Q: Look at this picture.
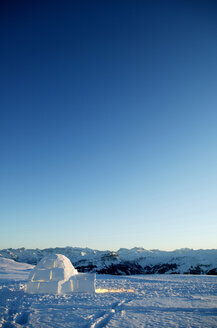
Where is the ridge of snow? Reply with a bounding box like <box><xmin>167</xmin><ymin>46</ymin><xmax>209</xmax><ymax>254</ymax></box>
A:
<box><xmin>0</xmin><ymin>257</ymin><xmax>34</xmax><ymax>280</ymax></box>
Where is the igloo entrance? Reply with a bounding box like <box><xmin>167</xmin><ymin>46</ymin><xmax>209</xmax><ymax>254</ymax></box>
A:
<box><xmin>25</xmin><ymin>254</ymin><xmax>95</xmax><ymax>294</ymax></box>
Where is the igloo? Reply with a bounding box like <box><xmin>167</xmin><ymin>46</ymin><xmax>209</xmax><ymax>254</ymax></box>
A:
<box><xmin>25</xmin><ymin>254</ymin><xmax>95</xmax><ymax>294</ymax></box>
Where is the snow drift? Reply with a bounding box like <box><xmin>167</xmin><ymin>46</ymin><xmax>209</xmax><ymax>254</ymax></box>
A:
<box><xmin>0</xmin><ymin>257</ymin><xmax>33</xmax><ymax>280</ymax></box>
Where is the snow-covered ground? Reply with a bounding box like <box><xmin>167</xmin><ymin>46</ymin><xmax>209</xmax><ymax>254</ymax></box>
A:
<box><xmin>0</xmin><ymin>258</ymin><xmax>217</xmax><ymax>327</ymax></box>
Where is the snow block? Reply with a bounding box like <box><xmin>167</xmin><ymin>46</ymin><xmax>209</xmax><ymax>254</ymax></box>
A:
<box><xmin>50</xmin><ymin>268</ymin><xmax>66</xmax><ymax>281</ymax></box>
<box><xmin>74</xmin><ymin>273</ymin><xmax>96</xmax><ymax>293</ymax></box>
<box><xmin>26</xmin><ymin>281</ymin><xmax>61</xmax><ymax>294</ymax></box>
<box><xmin>36</xmin><ymin>281</ymin><xmax>61</xmax><ymax>294</ymax></box>
<box><xmin>25</xmin><ymin>281</ymin><xmax>39</xmax><ymax>294</ymax></box>
<box><xmin>61</xmin><ymin>273</ymin><xmax>95</xmax><ymax>293</ymax></box>
<box><xmin>32</xmin><ymin>269</ymin><xmax>51</xmax><ymax>282</ymax></box>
<box><xmin>61</xmin><ymin>279</ymin><xmax>75</xmax><ymax>293</ymax></box>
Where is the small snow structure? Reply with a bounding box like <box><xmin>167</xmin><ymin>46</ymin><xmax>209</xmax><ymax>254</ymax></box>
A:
<box><xmin>26</xmin><ymin>254</ymin><xmax>95</xmax><ymax>294</ymax></box>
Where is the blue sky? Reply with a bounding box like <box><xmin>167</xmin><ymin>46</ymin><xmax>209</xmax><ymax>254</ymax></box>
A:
<box><xmin>0</xmin><ymin>0</ymin><xmax>217</xmax><ymax>250</ymax></box>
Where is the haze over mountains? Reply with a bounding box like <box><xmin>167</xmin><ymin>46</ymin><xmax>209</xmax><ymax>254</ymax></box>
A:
<box><xmin>0</xmin><ymin>247</ymin><xmax>216</xmax><ymax>275</ymax></box>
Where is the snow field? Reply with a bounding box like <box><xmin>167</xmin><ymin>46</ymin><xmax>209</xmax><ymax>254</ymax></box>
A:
<box><xmin>0</xmin><ymin>258</ymin><xmax>217</xmax><ymax>327</ymax></box>
<box><xmin>0</xmin><ymin>274</ymin><xmax>217</xmax><ymax>327</ymax></box>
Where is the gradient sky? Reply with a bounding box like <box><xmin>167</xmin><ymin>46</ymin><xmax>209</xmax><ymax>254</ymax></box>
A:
<box><xmin>1</xmin><ymin>0</ymin><xmax>217</xmax><ymax>250</ymax></box>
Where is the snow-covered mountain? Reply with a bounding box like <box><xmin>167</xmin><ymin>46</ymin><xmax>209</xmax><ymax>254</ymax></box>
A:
<box><xmin>0</xmin><ymin>247</ymin><xmax>216</xmax><ymax>275</ymax></box>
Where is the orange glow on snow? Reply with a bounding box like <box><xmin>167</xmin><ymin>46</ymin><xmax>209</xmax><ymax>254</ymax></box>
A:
<box><xmin>95</xmin><ymin>288</ymin><xmax>134</xmax><ymax>293</ymax></box>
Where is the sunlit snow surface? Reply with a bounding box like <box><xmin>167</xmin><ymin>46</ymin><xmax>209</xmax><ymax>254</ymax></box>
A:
<box><xmin>0</xmin><ymin>259</ymin><xmax>217</xmax><ymax>327</ymax></box>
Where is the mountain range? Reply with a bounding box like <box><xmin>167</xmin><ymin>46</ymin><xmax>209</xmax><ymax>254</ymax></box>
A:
<box><xmin>0</xmin><ymin>247</ymin><xmax>216</xmax><ymax>275</ymax></box>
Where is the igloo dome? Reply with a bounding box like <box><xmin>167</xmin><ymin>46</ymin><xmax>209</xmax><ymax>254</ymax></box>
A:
<box><xmin>26</xmin><ymin>254</ymin><xmax>95</xmax><ymax>294</ymax></box>
<box><xmin>34</xmin><ymin>253</ymin><xmax>77</xmax><ymax>278</ymax></box>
